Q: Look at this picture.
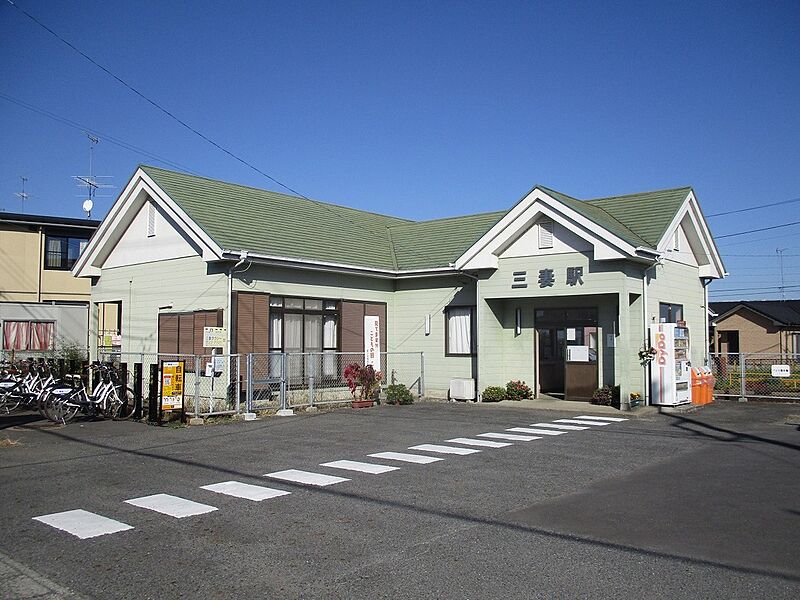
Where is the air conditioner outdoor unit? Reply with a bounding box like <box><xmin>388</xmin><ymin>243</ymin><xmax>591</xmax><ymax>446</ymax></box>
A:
<box><xmin>449</xmin><ymin>378</ymin><xmax>476</xmax><ymax>401</ymax></box>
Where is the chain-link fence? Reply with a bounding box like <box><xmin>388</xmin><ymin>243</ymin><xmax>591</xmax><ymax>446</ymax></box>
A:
<box><xmin>246</xmin><ymin>351</ymin><xmax>424</xmax><ymax>411</ymax></box>
<box><xmin>709</xmin><ymin>353</ymin><xmax>800</xmax><ymax>401</ymax></box>
<box><xmin>100</xmin><ymin>352</ymin><xmax>243</xmax><ymax>417</ymax></box>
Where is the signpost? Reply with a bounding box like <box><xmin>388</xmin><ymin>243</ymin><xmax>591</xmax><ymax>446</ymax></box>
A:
<box><xmin>159</xmin><ymin>360</ymin><xmax>185</xmax><ymax>424</ymax></box>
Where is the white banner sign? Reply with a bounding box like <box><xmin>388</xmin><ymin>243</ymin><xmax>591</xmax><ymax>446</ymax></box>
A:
<box><xmin>364</xmin><ymin>316</ymin><xmax>381</xmax><ymax>372</ymax></box>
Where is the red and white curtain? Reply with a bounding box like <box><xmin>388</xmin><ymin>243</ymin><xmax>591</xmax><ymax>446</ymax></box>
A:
<box><xmin>2</xmin><ymin>321</ymin><xmax>54</xmax><ymax>351</ymax></box>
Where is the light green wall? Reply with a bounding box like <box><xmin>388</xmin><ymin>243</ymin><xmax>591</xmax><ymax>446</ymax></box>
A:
<box><xmin>90</xmin><ymin>255</ymin><xmax>228</xmax><ymax>356</ymax></box>
<box><xmin>646</xmin><ymin>259</ymin><xmax>707</xmax><ymax>365</ymax></box>
<box><xmin>393</xmin><ymin>277</ymin><xmax>475</xmax><ymax>397</ymax></box>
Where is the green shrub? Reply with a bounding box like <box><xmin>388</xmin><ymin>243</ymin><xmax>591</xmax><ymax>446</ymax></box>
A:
<box><xmin>505</xmin><ymin>380</ymin><xmax>532</xmax><ymax>401</ymax></box>
<box><xmin>591</xmin><ymin>386</ymin><xmax>613</xmax><ymax>405</ymax></box>
<box><xmin>481</xmin><ymin>386</ymin><xmax>506</xmax><ymax>402</ymax></box>
<box><xmin>386</xmin><ymin>383</ymin><xmax>414</xmax><ymax>405</ymax></box>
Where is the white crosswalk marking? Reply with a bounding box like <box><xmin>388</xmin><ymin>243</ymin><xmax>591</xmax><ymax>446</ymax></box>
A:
<box><xmin>200</xmin><ymin>481</ymin><xmax>291</xmax><ymax>501</ymax></box>
<box><xmin>408</xmin><ymin>444</ymin><xmax>480</xmax><ymax>455</ymax></box>
<box><xmin>554</xmin><ymin>418</ymin><xmax>610</xmax><ymax>426</ymax></box>
<box><xmin>125</xmin><ymin>494</ymin><xmax>218</xmax><ymax>518</ymax></box>
<box><xmin>478</xmin><ymin>432</ymin><xmax>541</xmax><ymax>441</ymax></box>
<box><xmin>446</xmin><ymin>437</ymin><xmax>511</xmax><ymax>448</ymax></box>
<box><xmin>368</xmin><ymin>451</ymin><xmax>443</xmax><ymax>464</ymax></box>
<box><xmin>530</xmin><ymin>422</ymin><xmax>588</xmax><ymax>431</ymax></box>
<box><xmin>32</xmin><ymin>509</ymin><xmax>133</xmax><ymax>539</ymax></box>
<box><xmin>577</xmin><ymin>415</ymin><xmax>628</xmax><ymax>422</ymax></box>
<box><xmin>264</xmin><ymin>469</ymin><xmax>350</xmax><ymax>486</ymax></box>
<box><xmin>320</xmin><ymin>460</ymin><xmax>400</xmax><ymax>474</ymax></box>
<box><xmin>507</xmin><ymin>427</ymin><xmax>567</xmax><ymax>436</ymax></box>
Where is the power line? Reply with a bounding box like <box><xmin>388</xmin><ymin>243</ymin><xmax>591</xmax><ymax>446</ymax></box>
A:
<box><xmin>5</xmin><ymin>0</ymin><xmax>423</xmax><ymax>260</ymax></box>
<box><xmin>707</xmin><ymin>196</ymin><xmax>800</xmax><ymax>217</ymax></box>
<box><xmin>723</xmin><ymin>253</ymin><xmax>800</xmax><ymax>257</ymax></box>
<box><xmin>0</xmin><ymin>92</ymin><xmax>200</xmax><ymax>174</ymax></box>
<box><xmin>716</xmin><ymin>221</ymin><xmax>800</xmax><ymax>239</ymax></box>
<box><xmin>709</xmin><ymin>284</ymin><xmax>800</xmax><ymax>293</ymax></box>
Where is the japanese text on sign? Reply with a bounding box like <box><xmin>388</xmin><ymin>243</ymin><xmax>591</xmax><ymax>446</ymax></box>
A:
<box><xmin>161</xmin><ymin>361</ymin><xmax>184</xmax><ymax>410</ymax></box>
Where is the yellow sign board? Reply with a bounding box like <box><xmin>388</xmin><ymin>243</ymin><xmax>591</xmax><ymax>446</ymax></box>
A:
<box><xmin>161</xmin><ymin>361</ymin><xmax>184</xmax><ymax>410</ymax></box>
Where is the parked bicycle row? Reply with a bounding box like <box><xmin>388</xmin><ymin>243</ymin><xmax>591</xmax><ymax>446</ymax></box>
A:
<box><xmin>0</xmin><ymin>358</ymin><xmax>135</xmax><ymax>423</ymax></box>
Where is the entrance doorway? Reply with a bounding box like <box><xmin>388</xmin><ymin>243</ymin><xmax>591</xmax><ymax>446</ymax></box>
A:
<box><xmin>536</xmin><ymin>308</ymin><xmax>598</xmax><ymax>401</ymax></box>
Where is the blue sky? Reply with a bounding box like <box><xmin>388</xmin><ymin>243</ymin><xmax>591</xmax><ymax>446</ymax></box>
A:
<box><xmin>1</xmin><ymin>0</ymin><xmax>798</xmax><ymax>300</ymax></box>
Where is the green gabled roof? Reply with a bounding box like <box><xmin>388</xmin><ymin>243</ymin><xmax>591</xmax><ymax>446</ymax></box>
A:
<box><xmin>585</xmin><ymin>187</ymin><xmax>692</xmax><ymax>248</ymax></box>
<box><xmin>537</xmin><ymin>185</ymin><xmax>652</xmax><ymax>248</ymax></box>
<box><xmin>388</xmin><ymin>211</ymin><xmax>508</xmax><ymax>270</ymax></box>
<box><xmin>138</xmin><ymin>166</ymin><xmax>691</xmax><ymax>272</ymax></box>
<box><xmin>141</xmin><ymin>165</ymin><xmax>411</xmax><ymax>271</ymax></box>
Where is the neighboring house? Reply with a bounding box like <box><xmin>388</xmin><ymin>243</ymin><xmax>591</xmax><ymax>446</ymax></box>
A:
<box><xmin>74</xmin><ymin>166</ymin><xmax>725</xmax><ymax>407</ymax></box>
<box><xmin>0</xmin><ymin>212</ymin><xmax>99</xmax><ymax>355</ymax></box>
<box><xmin>709</xmin><ymin>300</ymin><xmax>800</xmax><ymax>355</ymax></box>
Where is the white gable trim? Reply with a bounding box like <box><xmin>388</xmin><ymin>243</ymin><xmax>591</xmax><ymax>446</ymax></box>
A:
<box><xmin>656</xmin><ymin>191</ymin><xmax>725</xmax><ymax>279</ymax></box>
<box><xmin>455</xmin><ymin>188</ymin><xmax>645</xmax><ymax>270</ymax></box>
<box><xmin>74</xmin><ymin>168</ymin><xmax>223</xmax><ymax>277</ymax></box>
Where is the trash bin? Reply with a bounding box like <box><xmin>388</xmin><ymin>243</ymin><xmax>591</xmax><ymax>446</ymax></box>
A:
<box><xmin>702</xmin><ymin>366</ymin><xmax>715</xmax><ymax>404</ymax></box>
<box><xmin>691</xmin><ymin>367</ymin><xmax>705</xmax><ymax>404</ymax></box>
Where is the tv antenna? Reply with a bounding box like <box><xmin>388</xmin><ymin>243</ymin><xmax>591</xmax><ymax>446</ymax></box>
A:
<box><xmin>73</xmin><ymin>133</ymin><xmax>113</xmax><ymax>218</ymax></box>
<box><xmin>14</xmin><ymin>176</ymin><xmax>33</xmax><ymax>213</ymax></box>
<box><xmin>777</xmin><ymin>248</ymin><xmax>787</xmax><ymax>301</ymax></box>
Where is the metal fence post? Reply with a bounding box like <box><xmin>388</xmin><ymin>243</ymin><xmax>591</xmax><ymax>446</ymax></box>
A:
<box><xmin>280</xmin><ymin>353</ymin><xmax>287</xmax><ymax>411</ymax></box>
<box><xmin>194</xmin><ymin>356</ymin><xmax>201</xmax><ymax>416</ymax></box>
<box><xmin>235</xmin><ymin>354</ymin><xmax>241</xmax><ymax>414</ymax></box>
<box><xmin>419</xmin><ymin>352</ymin><xmax>425</xmax><ymax>398</ymax></box>
<box><xmin>309</xmin><ymin>354</ymin><xmax>315</xmax><ymax>407</ymax></box>
<box><xmin>247</xmin><ymin>353</ymin><xmax>254</xmax><ymax>412</ymax></box>
<box><xmin>739</xmin><ymin>352</ymin><xmax>746</xmax><ymax>401</ymax></box>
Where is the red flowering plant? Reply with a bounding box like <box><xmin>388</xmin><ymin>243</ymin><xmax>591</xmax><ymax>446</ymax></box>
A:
<box><xmin>343</xmin><ymin>363</ymin><xmax>383</xmax><ymax>401</ymax></box>
<box><xmin>505</xmin><ymin>380</ymin><xmax>532</xmax><ymax>401</ymax></box>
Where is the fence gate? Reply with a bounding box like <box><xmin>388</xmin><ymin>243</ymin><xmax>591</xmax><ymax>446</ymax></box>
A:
<box><xmin>710</xmin><ymin>352</ymin><xmax>800</xmax><ymax>401</ymax></box>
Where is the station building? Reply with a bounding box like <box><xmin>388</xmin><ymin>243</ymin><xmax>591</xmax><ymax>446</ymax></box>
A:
<box><xmin>74</xmin><ymin>166</ymin><xmax>725</xmax><ymax>408</ymax></box>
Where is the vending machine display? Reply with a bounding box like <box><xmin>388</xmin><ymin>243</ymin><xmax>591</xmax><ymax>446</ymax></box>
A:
<box><xmin>649</xmin><ymin>323</ymin><xmax>692</xmax><ymax>406</ymax></box>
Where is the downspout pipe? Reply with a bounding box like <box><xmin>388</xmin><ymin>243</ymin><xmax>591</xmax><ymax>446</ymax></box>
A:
<box><xmin>642</xmin><ymin>256</ymin><xmax>663</xmax><ymax>407</ymax></box>
<box><xmin>227</xmin><ymin>251</ymin><xmax>249</xmax><ymax>355</ymax></box>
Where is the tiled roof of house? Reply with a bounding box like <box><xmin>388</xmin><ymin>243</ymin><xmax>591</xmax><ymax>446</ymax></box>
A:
<box><xmin>140</xmin><ymin>165</ymin><xmax>691</xmax><ymax>271</ymax></box>
<box><xmin>711</xmin><ymin>300</ymin><xmax>800</xmax><ymax>326</ymax></box>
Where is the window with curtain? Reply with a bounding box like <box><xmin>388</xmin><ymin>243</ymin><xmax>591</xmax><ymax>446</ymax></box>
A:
<box><xmin>267</xmin><ymin>297</ymin><xmax>340</xmax><ymax>381</ymax></box>
<box><xmin>446</xmin><ymin>307</ymin><xmax>476</xmax><ymax>356</ymax></box>
<box><xmin>2</xmin><ymin>321</ymin><xmax>54</xmax><ymax>350</ymax></box>
<box><xmin>44</xmin><ymin>235</ymin><xmax>89</xmax><ymax>270</ymax></box>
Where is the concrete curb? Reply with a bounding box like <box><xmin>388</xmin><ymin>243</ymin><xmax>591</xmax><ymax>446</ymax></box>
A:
<box><xmin>0</xmin><ymin>550</ymin><xmax>88</xmax><ymax>599</ymax></box>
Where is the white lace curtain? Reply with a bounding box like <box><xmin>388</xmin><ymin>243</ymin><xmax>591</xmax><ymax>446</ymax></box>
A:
<box><xmin>447</xmin><ymin>308</ymin><xmax>472</xmax><ymax>354</ymax></box>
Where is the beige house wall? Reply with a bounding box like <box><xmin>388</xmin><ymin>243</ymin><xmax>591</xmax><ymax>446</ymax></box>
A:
<box><xmin>713</xmin><ymin>309</ymin><xmax>783</xmax><ymax>354</ymax></box>
<box><xmin>0</xmin><ymin>223</ymin><xmax>92</xmax><ymax>303</ymax></box>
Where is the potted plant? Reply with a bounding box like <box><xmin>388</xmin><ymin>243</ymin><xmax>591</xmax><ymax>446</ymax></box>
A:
<box><xmin>505</xmin><ymin>380</ymin><xmax>532</xmax><ymax>401</ymax></box>
<box><xmin>344</xmin><ymin>363</ymin><xmax>382</xmax><ymax>408</ymax></box>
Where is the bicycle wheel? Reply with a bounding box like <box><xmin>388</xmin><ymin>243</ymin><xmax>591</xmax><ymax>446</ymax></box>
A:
<box><xmin>44</xmin><ymin>393</ymin><xmax>80</xmax><ymax>424</ymax></box>
<box><xmin>112</xmin><ymin>386</ymin><xmax>136</xmax><ymax>420</ymax></box>
<box><xmin>1</xmin><ymin>392</ymin><xmax>21</xmax><ymax>415</ymax></box>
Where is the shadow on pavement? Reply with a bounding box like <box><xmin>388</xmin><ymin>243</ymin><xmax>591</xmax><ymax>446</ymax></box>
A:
<box><xmin>11</xmin><ymin>421</ymin><xmax>800</xmax><ymax>585</ymax></box>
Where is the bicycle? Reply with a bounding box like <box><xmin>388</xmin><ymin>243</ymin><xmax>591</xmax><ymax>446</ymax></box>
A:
<box><xmin>43</xmin><ymin>362</ymin><xmax>135</xmax><ymax>424</ymax></box>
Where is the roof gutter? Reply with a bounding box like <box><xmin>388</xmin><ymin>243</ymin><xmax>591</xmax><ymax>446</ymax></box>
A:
<box><xmin>220</xmin><ymin>250</ymin><xmax>460</xmax><ymax>280</ymax></box>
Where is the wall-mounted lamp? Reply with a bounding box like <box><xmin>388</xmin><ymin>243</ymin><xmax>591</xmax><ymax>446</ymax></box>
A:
<box><xmin>424</xmin><ymin>314</ymin><xmax>431</xmax><ymax>336</ymax></box>
<box><xmin>515</xmin><ymin>308</ymin><xmax>522</xmax><ymax>336</ymax></box>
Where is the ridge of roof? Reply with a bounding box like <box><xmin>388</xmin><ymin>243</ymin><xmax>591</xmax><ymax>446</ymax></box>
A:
<box><xmin>710</xmin><ymin>299</ymin><xmax>800</xmax><ymax>325</ymax></box>
<box><xmin>587</xmin><ymin>185</ymin><xmax>692</xmax><ymax>202</ymax></box>
<box><xmin>139</xmin><ymin>165</ymin><xmax>415</xmax><ymax>225</ymax></box>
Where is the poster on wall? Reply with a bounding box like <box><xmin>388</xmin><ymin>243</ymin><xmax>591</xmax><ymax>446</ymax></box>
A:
<box><xmin>161</xmin><ymin>361</ymin><xmax>185</xmax><ymax>410</ymax></box>
<box><xmin>364</xmin><ymin>316</ymin><xmax>381</xmax><ymax>372</ymax></box>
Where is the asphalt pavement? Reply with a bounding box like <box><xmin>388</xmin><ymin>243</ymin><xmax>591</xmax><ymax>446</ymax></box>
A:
<box><xmin>1</xmin><ymin>401</ymin><xmax>798</xmax><ymax>599</ymax></box>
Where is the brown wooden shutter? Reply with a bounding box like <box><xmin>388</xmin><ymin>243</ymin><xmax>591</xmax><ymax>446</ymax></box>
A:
<box><xmin>178</xmin><ymin>313</ymin><xmax>194</xmax><ymax>355</ymax></box>
<box><xmin>253</xmin><ymin>294</ymin><xmax>269</xmax><ymax>353</ymax></box>
<box><xmin>233</xmin><ymin>292</ymin><xmax>269</xmax><ymax>354</ymax></box>
<box><xmin>365</xmin><ymin>303</ymin><xmax>387</xmax><ymax>352</ymax></box>
<box><xmin>158</xmin><ymin>314</ymin><xmax>179</xmax><ymax>354</ymax></box>
<box><xmin>341</xmin><ymin>301</ymin><xmax>365</xmax><ymax>354</ymax></box>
